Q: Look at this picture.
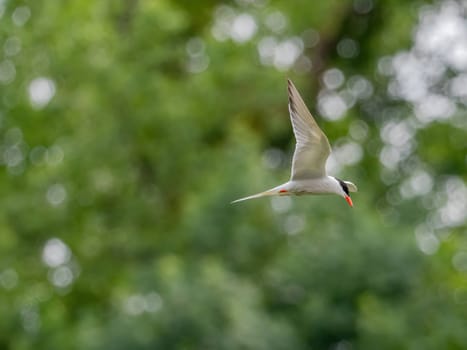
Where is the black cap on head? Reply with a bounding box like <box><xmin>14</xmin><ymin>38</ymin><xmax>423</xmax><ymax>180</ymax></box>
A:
<box><xmin>336</xmin><ymin>178</ymin><xmax>349</xmax><ymax>196</ymax></box>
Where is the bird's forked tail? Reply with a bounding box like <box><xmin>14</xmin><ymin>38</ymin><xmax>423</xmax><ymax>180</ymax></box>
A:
<box><xmin>231</xmin><ymin>186</ymin><xmax>286</xmax><ymax>204</ymax></box>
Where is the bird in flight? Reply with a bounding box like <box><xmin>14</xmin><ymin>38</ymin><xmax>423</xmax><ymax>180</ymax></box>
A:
<box><xmin>232</xmin><ymin>79</ymin><xmax>357</xmax><ymax>207</ymax></box>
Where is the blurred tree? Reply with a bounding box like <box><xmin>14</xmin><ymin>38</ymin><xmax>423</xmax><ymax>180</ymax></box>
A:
<box><xmin>0</xmin><ymin>0</ymin><xmax>466</xmax><ymax>349</ymax></box>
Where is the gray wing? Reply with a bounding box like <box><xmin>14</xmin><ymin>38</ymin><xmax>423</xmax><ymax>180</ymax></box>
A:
<box><xmin>287</xmin><ymin>79</ymin><xmax>331</xmax><ymax>180</ymax></box>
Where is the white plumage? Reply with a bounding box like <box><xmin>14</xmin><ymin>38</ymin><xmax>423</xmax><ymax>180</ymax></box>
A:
<box><xmin>232</xmin><ymin>79</ymin><xmax>357</xmax><ymax>207</ymax></box>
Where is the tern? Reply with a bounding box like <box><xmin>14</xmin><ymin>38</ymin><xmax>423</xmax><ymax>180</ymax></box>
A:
<box><xmin>232</xmin><ymin>79</ymin><xmax>357</xmax><ymax>207</ymax></box>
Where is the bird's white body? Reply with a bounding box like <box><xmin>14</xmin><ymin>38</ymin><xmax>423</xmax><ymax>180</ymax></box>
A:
<box><xmin>232</xmin><ymin>79</ymin><xmax>357</xmax><ymax>207</ymax></box>
<box><xmin>282</xmin><ymin>177</ymin><xmax>343</xmax><ymax>195</ymax></box>
<box><xmin>232</xmin><ymin>176</ymin><xmax>356</xmax><ymax>203</ymax></box>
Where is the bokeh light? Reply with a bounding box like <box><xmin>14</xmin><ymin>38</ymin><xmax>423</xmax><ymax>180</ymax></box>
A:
<box><xmin>1</xmin><ymin>0</ymin><xmax>466</xmax><ymax>348</ymax></box>
<box><xmin>28</xmin><ymin>77</ymin><xmax>56</xmax><ymax>109</ymax></box>
<box><xmin>42</xmin><ymin>238</ymin><xmax>71</xmax><ymax>268</ymax></box>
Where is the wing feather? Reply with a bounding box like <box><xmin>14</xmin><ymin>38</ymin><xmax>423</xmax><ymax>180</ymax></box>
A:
<box><xmin>287</xmin><ymin>79</ymin><xmax>331</xmax><ymax>180</ymax></box>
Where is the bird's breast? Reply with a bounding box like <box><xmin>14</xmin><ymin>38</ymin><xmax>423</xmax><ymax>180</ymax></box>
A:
<box><xmin>288</xmin><ymin>178</ymin><xmax>337</xmax><ymax>195</ymax></box>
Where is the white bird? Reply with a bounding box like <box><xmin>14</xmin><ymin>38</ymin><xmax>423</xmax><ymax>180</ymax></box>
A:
<box><xmin>232</xmin><ymin>79</ymin><xmax>357</xmax><ymax>207</ymax></box>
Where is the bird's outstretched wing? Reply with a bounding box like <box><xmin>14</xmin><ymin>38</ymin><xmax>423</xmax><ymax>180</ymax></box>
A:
<box><xmin>287</xmin><ymin>79</ymin><xmax>331</xmax><ymax>180</ymax></box>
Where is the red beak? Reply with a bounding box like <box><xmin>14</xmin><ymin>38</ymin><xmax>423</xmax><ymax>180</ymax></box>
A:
<box><xmin>345</xmin><ymin>195</ymin><xmax>353</xmax><ymax>207</ymax></box>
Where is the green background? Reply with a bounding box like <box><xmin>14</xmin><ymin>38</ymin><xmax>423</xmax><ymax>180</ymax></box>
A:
<box><xmin>1</xmin><ymin>0</ymin><xmax>467</xmax><ymax>349</ymax></box>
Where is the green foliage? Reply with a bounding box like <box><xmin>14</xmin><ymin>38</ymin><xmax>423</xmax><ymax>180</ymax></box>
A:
<box><xmin>0</xmin><ymin>0</ymin><xmax>466</xmax><ymax>349</ymax></box>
